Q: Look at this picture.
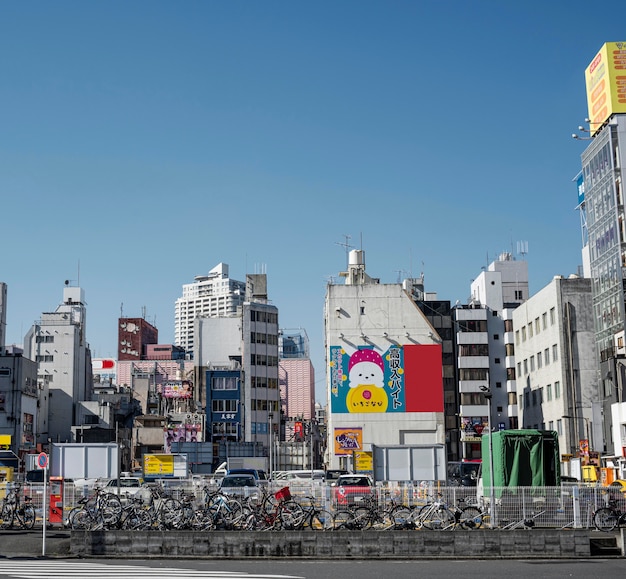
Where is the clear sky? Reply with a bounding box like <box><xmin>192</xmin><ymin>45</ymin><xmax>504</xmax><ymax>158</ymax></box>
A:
<box><xmin>2</xmin><ymin>1</ymin><xmax>625</xmax><ymax>403</ymax></box>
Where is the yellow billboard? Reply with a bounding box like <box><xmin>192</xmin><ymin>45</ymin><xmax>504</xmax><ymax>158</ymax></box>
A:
<box><xmin>143</xmin><ymin>454</ymin><xmax>174</xmax><ymax>476</ymax></box>
<box><xmin>333</xmin><ymin>427</ymin><xmax>363</xmax><ymax>456</ymax></box>
<box><xmin>585</xmin><ymin>42</ymin><xmax>626</xmax><ymax>135</ymax></box>
<box><xmin>354</xmin><ymin>451</ymin><xmax>373</xmax><ymax>472</ymax></box>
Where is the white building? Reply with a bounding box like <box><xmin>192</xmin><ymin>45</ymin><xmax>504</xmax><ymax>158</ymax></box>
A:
<box><xmin>455</xmin><ymin>252</ymin><xmax>528</xmax><ymax>459</ymax></box>
<box><xmin>174</xmin><ymin>263</ymin><xmax>246</xmax><ymax>355</ymax></box>
<box><xmin>325</xmin><ymin>250</ymin><xmax>445</xmax><ymax>471</ymax></box>
<box><xmin>23</xmin><ymin>284</ymin><xmax>93</xmax><ymax>444</ymax></box>
<box><xmin>512</xmin><ymin>275</ymin><xmax>601</xmax><ymax>459</ymax></box>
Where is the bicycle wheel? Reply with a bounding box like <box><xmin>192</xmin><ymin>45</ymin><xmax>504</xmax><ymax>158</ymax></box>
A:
<box><xmin>0</xmin><ymin>503</ymin><xmax>14</xmax><ymax>529</ymax></box>
<box><xmin>333</xmin><ymin>510</ymin><xmax>357</xmax><ymax>530</ymax></box>
<box><xmin>419</xmin><ymin>504</ymin><xmax>455</xmax><ymax>530</ymax></box>
<box><xmin>390</xmin><ymin>506</ymin><xmax>414</xmax><ymax>530</ymax></box>
<box><xmin>350</xmin><ymin>506</ymin><xmax>373</xmax><ymax>530</ymax></box>
<box><xmin>72</xmin><ymin>509</ymin><xmax>102</xmax><ymax>530</ymax></box>
<box><xmin>160</xmin><ymin>497</ymin><xmax>183</xmax><ymax>529</ymax></box>
<box><xmin>279</xmin><ymin>501</ymin><xmax>306</xmax><ymax>530</ymax></box>
<box><xmin>594</xmin><ymin>507</ymin><xmax>619</xmax><ymax>532</ymax></box>
<box><xmin>310</xmin><ymin>508</ymin><xmax>333</xmax><ymax>530</ymax></box>
<box><xmin>459</xmin><ymin>506</ymin><xmax>483</xmax><ymax>529</ymax></box>
<box><xmin>19</xmin><ymin>504</ymin><xmax>36</xmax><ymax>530</ymax></box>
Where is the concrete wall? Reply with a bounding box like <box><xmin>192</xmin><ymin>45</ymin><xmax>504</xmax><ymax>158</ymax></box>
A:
<box><xmin>70</xmin><ymin>529</ymin><xmax>592</xmax><ymax>559</ymax></box>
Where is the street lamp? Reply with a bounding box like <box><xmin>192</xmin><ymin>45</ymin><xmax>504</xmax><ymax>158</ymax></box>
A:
<box><xmin>479</xmin><ymin>385</ymin><xmax>496</xmax><ymax>526</ymax></box>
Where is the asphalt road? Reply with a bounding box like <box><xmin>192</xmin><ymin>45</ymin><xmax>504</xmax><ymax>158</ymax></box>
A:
<box><xmin>0</xmin><ymin>557</ymin><xmax>625</xmax><ymax>579</ymax></box>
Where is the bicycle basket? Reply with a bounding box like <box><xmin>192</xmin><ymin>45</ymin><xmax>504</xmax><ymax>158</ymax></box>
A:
<box><xmin>274</xmin><ymin>486</ymin><xmax>291</xmax><ymax>501</ymax></box>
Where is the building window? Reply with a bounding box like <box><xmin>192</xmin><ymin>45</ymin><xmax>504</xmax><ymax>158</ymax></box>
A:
<box><xmin>544</xmin><ymin>348</ymin><xmax>550</xmax><ymax>364</ymax></box>
<box><xmin>521</xmin><ymin>327</ymin><xmax>527</xmax><ymax>341</ymax></box>
<box><xmin>35</xmin><ymin>355</ymin><xmax>53</xmax><ymax>363</ymax></box>
<box><xmin>212</xmin><ymin>399</ymin><xmax>239</xmax><ymax>413</ymax></box>
<box><xmin>542</xmin><ymin>312</ymin><xmax>547</xmax><ymax>330</ymax></box>
<box><xmin>547</xmin><ymin>384</ymin><xmax>552</xmax><ymax>401</ymax></box>
<box><xmin>507</xmin><ymin>367</ymin><xmax>516</xmax><ymax>380</ymax></box>
<box><xmin>493</xmin><ymin>334</ymin><xmax>500</xmax><ymax>340</ymax></box>
<box><xmin>36</xmin><ymin>335</ymin><xmax>54</xmax><ymax>343</ymax></box>
<box><xmin>517</xmin><ymin>362</ymin><xmax>521</xmax><ymax>376</ymax></box>
<box><xmin>530</xmin><ymin>356</ymin><xmax>535</xmax><ymax>371</ymax></box>
<box><xmin>496</xmin><ymin>381</ymin><xmax>502</xmax><ymax>388</ymax></box>
<box><xmin>515</xmin><ymin>290</ymin><xmax>523</xmax><ymax>300</ymax></box>
<box><xmin>532</xmin><ymin>391</ymin><xmax>536</xmax><ymax>406</ymax></box>
<box><xmin>537</xmin><ymin>387</ymin><xmax>543</xmax><ymax>403</ymax></box>
<box><xmin>505</xmin><ymin>343</ymin><xmax>515</xmax><ymax>356</ymax></box>
<box><xmin>552</xmin><ymin>345</ymin><xmax>558</xmax><ymax>361</ymax></box>
<box><xmin>515</xmin><ymin>330</ymin><xmax>520</xmax><ymax>345</ymax></box>
<box><xmin>537</xmin><ymin>352</ymin><xmax>543</xmax><ymax>369</ymax></box>
<box><xmin>550</xmin><ymin>307</ymin><xmax>556</xmax><ymax>325</ymax></box>
<box><xmin>523</xmin><ymin>359</ymin><xmax>528</xmax><ymax>374</ymax></box>
<box><xmin>535</xmin><ymin>318</ymin><xmax>540</xmax><ymax>334</ymax></box>
<box><xmin>557</xmin><ymin>419</ymin><xmax>563</xmax><ymax>435</ymax></box>
<box><xmin>497</xmin><ymin>406</ymin><xmax>503</xmax><ymax>412</ymax></box>
<box><xmin>494</xmin><ymin>358</ymin><xmax>501</xmax><ymax>364</ymax></box>
<box><xmin>555</xmin><ymin>381</ymin><xmax>560</xmax><ymax>399</ymax></box>
<box><xmin>528</xmin><ymin>323</ymin><xmax>533</xmax><ymax>338</ymax></box>
<box><xmin>504</xmin><ymin>320</ymin><xmax>513</xmax><ymax>332</ymax></box>
<box><xmin>212</xmin><ymin>376</ymin><xmax>238</xmax><ymax>390</ymax></box>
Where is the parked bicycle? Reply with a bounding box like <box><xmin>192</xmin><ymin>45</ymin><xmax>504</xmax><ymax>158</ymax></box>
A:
<box><xmin>0</xmin><ymin>484</ymin><xmax>35</xmax><ymax>530</ymax></box>
<box><xmin>593</xmin><ymin>498</ymin><xmax>626</xmax><ymax>532</ymax></box>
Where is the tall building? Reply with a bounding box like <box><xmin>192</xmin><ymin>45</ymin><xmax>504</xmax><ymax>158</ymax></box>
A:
<box><xmin>23</xmin><ymin>283</ymin><xmax>93</xmax><ymax>443</ymax></box>
<box><xmin>575</xmin><ymin>42</ymin><xmax>626</xmax><ymax>458</ymax></box>
<box><xmin>279</xmin><ymin>329</ymin><xmax>315</xmax><ymax>422</ymax></box>
<box><xmin>174</xmin><ymin>263</ymin><xmax>246</xmax><ymax>356</ymax></box>
<box><xmin>455</xmin><ymin>252</ymin><xmax>527</xmax><ymax>460</ymax></box>
<box><xmin>193</xmin><ymin>272</ymin><xmax>280</xmax><ymax>454</ymax></box>
<box><xmin>118</xmin><ymin>317</ymin><xmax>158</xmax><ymax>361</ymax></box>
<box><xmin>325</xmin><ymin>250</ymin><xmax>445</xmax><ymax>471</ymax></box>
<box><xmin>512</xmin><ymin>275</ymin><xmax>601</xmax><ymax>462</ymax></box>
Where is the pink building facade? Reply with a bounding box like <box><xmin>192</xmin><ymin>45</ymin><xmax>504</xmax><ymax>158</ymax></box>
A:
<box><xmin>279</xmin><ymin>358</ymin><xmax>315</xmax><ymax>420</ymax></box>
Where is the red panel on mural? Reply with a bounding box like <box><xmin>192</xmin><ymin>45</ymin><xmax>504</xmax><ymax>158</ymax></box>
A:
<box><xmin>403</xmin><ymin>344</ymin><xmax>443</xmax><ymax>412</ymax></box>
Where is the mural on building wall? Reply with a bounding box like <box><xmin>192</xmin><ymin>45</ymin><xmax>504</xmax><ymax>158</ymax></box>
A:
<box><xmin>329</xmin><ymin>344</ymin><xmax>443</xmax><ymax>413</ymax></box>
<box><xmin>164</xmin><ymin>423</ymin><xmax>202</xmax><ymax>452</ymax></box>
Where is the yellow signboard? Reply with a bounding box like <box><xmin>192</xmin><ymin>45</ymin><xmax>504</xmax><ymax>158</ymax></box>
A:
<box><xmin>354</xmin><ymin>451</ymin><xmax>373</xmax><ymax>472</ymax></box>
<box><xmin>143</xmin><ymin>454</ymin><xmax>174</xmax><ymax>476</ymax></box>
<box><xmin>585</xmin><ymin>42</ymin><xmax>626</xmax><ymax>135</ymax></box>
<box><xmin>0</xmin><ymin>435</ymin><xmax>11</xmax><ymax>450</ymax></box>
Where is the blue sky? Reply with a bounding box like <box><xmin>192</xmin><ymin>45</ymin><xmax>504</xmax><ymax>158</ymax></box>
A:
<box><xmin>1</xmin><ymin>1</ymin><xmax>624</xmax><ymax>403</ymax></box>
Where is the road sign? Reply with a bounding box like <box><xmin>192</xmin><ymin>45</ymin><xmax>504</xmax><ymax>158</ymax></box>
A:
<box><xmin>37</xmin><ymin>452</ymin><xmax>48</xmax><ymax>469</ymax></box>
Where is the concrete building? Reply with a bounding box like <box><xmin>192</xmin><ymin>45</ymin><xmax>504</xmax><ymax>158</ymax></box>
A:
<box><xmin>573</xmin><ymin>43</ymin><xmax>626</xmax><ymax>460</ymax></box>
<box><xmin>0</xmin><ymin>352</ymin><xmax>38</xmax><ymax>455</ymax></box>
<box><xmin>117</xmin><ymin>317</ymin><xmax>158</xmax><ymax>361</ymax></box>
<box><xmin>325</xmin><ymin>249</ymin><xmax>445</xmax><ymax>471</ymax></box>
<box><xmin>512</xmin><ymin>275</ymin><xmax>601</xmax><ymax>462</ymax></box>
<box><xmin>193</xmin><ymin>272</ymin><xmax>280</xmax><ymax>454</ymax></box>
<box><xmin>455</xmin><ymin>252</ymin><xmax>527</xmax><ymax>460</ymax></box>
<box><xmin>174</xmin><ymin>263</ymin><xmax>246</xmax><ymax>356</ymax></box>
<box><xmin>23</xmin><ymin>284</ymin><xmax>93</xmax><ymax>444</ymax></box>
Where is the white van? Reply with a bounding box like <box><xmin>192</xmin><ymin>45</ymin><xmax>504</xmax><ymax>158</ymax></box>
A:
<box><xmin>285</xmin><ymin>469</ymin><xmax>325</xmax><ymax>482</ymax></box>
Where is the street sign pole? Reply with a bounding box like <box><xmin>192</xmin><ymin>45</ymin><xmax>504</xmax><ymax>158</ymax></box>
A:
<box><xmin>37</xmin><ymin>452</ymin><xmax>48</xmax><ymax>557</ymax></box>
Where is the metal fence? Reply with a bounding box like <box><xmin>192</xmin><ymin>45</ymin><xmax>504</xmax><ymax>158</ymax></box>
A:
<box><xmin>9</xmin><ymin>479</ymin><xmax>626</xmax><ymax>530</ymax></box>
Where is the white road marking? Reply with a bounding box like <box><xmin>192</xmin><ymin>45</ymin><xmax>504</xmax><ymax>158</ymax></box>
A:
<box><xmin>0</xmin><ymin>561</ymin><xmax>303</xmax><ymax>579</ymax></box>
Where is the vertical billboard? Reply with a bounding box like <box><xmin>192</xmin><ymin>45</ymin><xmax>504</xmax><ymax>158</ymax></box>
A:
<box><xmin>585</xmin><ymin>42</ymin><xmax>626</xmax><ymax>136</ymax></box>
<box><xmin>329</xmin><ymin>344</ymin><xmax>443</xmax><ymax>413</ymax></box>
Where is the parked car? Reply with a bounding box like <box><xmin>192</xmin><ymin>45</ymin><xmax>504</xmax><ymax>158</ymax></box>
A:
<box><xmin>219</xmin><ymin>473</ymin><xmax>260</xmax><ymax>499</ymax></box>
<box><xmin>104</xmin><ymin>476</ymin><xmax>150</xmax><ymax>501</ymax></box>
<box><xmin>332</xmin><ymin>474</ymin><xmax>375</xmax><ymax>506</ymax></box>
<box><xmin>227</xmin><ymin>468</ymin><xmax>268</xmax><ymax>481</ymax></box>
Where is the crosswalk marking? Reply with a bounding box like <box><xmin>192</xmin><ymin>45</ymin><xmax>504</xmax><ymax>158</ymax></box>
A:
<box><xmin>0</xmin><ymin>561</ymin><xmax>303</xmax><ymax>579</ymax></box>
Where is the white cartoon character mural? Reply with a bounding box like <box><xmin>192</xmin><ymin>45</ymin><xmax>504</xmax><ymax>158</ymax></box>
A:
<box><xmin>346</xmin><ymin>349</ymin><xmax>389</xmax><ymax>412</ymax></box>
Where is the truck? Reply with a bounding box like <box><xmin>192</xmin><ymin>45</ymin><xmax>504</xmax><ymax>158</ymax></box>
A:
<box><xmin>479</xmin><ymin>429</ymin><xmax>561</xmax><ymax>497</ymax></box>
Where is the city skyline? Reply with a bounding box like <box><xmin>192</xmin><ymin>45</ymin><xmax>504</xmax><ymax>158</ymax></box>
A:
<box><xmin>3</xmin><ymin>2</ymin><xmax>626</xmax><ymax>402</ymax></box>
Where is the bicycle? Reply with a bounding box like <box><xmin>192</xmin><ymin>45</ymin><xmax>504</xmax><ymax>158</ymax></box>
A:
<box><xmin>413</xmin><ymin>493</ymin><xmax>456</xmax><ymax>530</ymax></box>
<box><xmin>70</xmin><ymin>486</ymin><xmax>123</xmax><ymax>530</ymax></box>
<box><xmin>0</xmin><ymin>484</ymin><xmax>35</xmax><ymax>530</ymax></box>
<box><xmin>295</xmin><ymin>495</ymin><xmax>333</xmax><ymax>530</ymax></box>
<box><xmin>244</xmin><ymin>486</ymin><xmax>304</xmax><ymax>531</ymax></box>
<box><xmin>593</xmin><ymin>498</ymin><xmax>626</xmax><ymax>532</ymax></box>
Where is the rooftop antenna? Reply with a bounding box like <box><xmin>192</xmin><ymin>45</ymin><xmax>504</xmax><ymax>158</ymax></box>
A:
<box><xmin>120</xmin><ymin>302</ymin><xmax>124</xmax><ymax>318</ymax></box>
<box><xmin>142</xmin><ymin>306</ymin><xmax>146</xmax><ymax>319</ymax></box>
<box><xmin>335</xmin><ymin>234</ymin><xmax>354</xmax><ymax>268</ymax></box>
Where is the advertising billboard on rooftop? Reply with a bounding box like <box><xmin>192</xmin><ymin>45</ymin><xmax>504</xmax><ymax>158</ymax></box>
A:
<box><xmin>585</xmin><ymin>42</ymin><xmax>626</xmax><ymax>136</ymax></box>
